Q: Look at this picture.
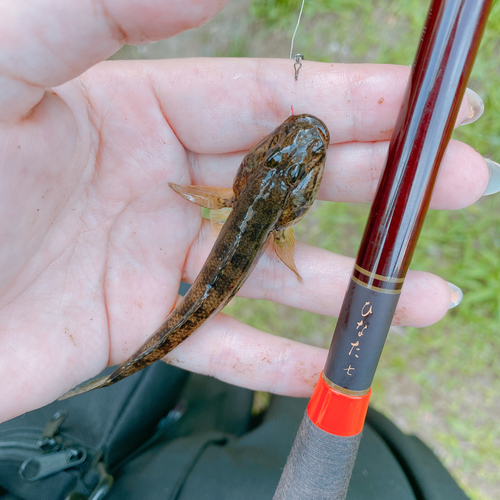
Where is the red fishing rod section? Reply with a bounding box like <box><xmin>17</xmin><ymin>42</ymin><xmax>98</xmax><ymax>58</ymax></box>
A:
<box><xmin>274</xmin><ymin>1</ymin><xmax>493</xmax><ymax>498</ymax></box>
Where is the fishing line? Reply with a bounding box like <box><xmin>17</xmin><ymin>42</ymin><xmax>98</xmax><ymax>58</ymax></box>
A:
<box><xmin>289</xmin><ymin>0</ymin><xmax>305</xmax><ymax>59</ymax></box>
<box><xmin>289</xmin><ymin>0</ymin><xmax>305</xmax><ymax>113</ymax></box>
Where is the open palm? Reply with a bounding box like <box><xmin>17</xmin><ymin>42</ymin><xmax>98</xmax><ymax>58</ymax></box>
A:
<box><xmin>0</xmin><ymin>0</ymin><xmax>490</xmax><ymax>423</ymax></box>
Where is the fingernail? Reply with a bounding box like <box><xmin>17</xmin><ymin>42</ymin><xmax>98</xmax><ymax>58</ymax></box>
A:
<box><xmin>483</xmin><ymin>159</ymin><xmax>500</xmax><ymax>196</ymax></box>
<box><xmin>460</xmin><ymin>88</ymin><xmax>484</xmax><ymax>126</ymax></box>
<box><xmin>447</xmin><ymin>282</ymin><xmax>463</xmax><ymax>309</ymax></box>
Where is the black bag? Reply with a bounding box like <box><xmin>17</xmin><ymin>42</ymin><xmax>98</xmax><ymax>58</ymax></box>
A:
<box><xmin>0</xmin><ymin>364</ymin><xmax>469</xmax><ymax>500</ymax></box>
<box><xmin>0</xmin><ymin>363</ymin><xmax>188</xmax><ymax>500</ymax></box>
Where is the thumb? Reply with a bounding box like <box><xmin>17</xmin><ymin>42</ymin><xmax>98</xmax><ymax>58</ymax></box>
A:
<box><xmin>0</xmin><ymin>0</ymin><xmax>229</xmax><ymax>123</ymax></box>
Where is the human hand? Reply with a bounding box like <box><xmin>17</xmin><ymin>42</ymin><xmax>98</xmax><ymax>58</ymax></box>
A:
<box><xmin>0</xmin><ymin>0</ymin><xmax>490</xmax><ymax>423</ymax></box>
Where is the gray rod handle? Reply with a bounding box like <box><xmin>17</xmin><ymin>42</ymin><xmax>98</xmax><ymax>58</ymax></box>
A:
<box><xmin>274</xmin><ymin>412</ymin><xmax>361</xmax><ymax>500</ymax></box>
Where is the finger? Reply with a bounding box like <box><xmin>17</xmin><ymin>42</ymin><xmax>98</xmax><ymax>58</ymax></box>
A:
<box><xmin>73</xmin><ymin>59</ymin><xmax>473</xmax><ymax>153</ymax></box>
<box><xmin>151</xmin><ymin>58</ymin><xmax>473</xmax><ymax>153</ymax></box>
<box><xmin>187</xmin><ymin>139</ymin><xmax>489</xmax><ymax>210</ymax></box>
<box><xmin>75</xmin><ymin>59</ymin><xmax>485</xmax><ymax>208</ymax></box>
<box><xmin>0</xmin><ymin>0</ymin><xmax>229</xmax><ymax>122</ymax></box>
<box><xmin>318</xmin><ymin>138</ymin><xmax>489</xmax><ymax>209</ymax></box>
<box><xmin>182</xmin><ymin>222</ymin><xmax>452</xmax><ymax>329</ymax></box>
<box><xmin>163</xmin><ymin>313</ymin><xmax>327</xmax><ymax>397</ymax></box>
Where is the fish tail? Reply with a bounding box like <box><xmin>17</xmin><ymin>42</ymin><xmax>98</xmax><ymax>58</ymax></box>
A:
<box><xmin>58</xmin><ymin>374</ymin><xmax>114</xmax><ymax>400</ymax></box>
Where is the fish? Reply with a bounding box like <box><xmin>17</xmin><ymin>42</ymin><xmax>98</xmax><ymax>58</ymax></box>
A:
<box><xmin>59</xmin><ymin>114</ymin><xmax>330</xmax><ymax>399</ymax></box>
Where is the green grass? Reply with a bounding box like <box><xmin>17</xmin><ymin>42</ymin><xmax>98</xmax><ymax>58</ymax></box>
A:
<box><xmin>224</xmin><ymin>1</ymin><xmax>500</xmax><ymax>498</ymax></box>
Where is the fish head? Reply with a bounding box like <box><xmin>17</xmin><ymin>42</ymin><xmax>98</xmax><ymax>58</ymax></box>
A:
<box><xmin>272</xmin><ymin>114</ymin><xmax>330</xmax><ymax>228</ymax></box>
<box><xmin>232</xmin><ymin>114</ymin><xmax>329</xmax><ymax>200</ymax></box>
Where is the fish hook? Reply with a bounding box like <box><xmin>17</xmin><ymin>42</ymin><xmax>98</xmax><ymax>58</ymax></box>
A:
<box><xmin>294</xmin><ymin>54</ymin><xmax>304</xmax><ymax>81</ymax></box>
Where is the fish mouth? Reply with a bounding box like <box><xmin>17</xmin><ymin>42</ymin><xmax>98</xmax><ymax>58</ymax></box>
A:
<box><xmin>290</xmin><ymin>114</ymin><xmax>330</xmax><ymax>148</ymax></box>
<box><xmin>316</xmin><ymin>123</ymin><xmax>330</xmax><ymax>147</ymax></box>
<box><xmin>310</xmin><ymin>117</ymin><xmax>330</xmax><ymax>147</ymax></box>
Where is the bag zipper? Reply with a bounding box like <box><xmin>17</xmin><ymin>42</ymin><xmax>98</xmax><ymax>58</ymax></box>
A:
<box><xmin>0</xmin><ymin>411</ymin><xmax>87</xmax><ymax>481</ymax></box>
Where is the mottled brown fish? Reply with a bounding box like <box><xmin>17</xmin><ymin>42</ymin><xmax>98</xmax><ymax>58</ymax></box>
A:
<box><xmin>60</xmin><ymin>114</ymin><xmax>329</xmax><ymax>399</ymax></box>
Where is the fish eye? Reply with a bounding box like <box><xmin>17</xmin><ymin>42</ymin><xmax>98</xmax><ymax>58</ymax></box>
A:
<box><xmin>316</xmin><ymin>124</ymin><xmax>329</xmax><ymax>145</ymax></box>
<box><xmin>284</xmin><ymin>162</ymin><xmax>306</xmax><ymax>183</ymax></box>
<box><xmin>266</xmin><ymin>148</ymin><xmax>283</xmax><ymax>167</ymax></box>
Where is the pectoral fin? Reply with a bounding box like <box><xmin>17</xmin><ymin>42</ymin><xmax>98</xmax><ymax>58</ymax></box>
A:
<box><xmin>210</xmin><ymin>207</ymin><xmax>233</xmax><ymax>240</ymax></box>
<box><xmin>169</xmin><ymin>183</ymin><xmax>234</xmax><ymax>209</ymax></box>
<box><xmin>273</xmin><ymin>228</ymin><xmax>303</xmax><ymax>283</ymax></box>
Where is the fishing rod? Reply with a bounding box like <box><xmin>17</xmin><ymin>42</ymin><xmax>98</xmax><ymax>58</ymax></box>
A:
<box><xmin>274</xmin><ymin>0</ymin><xmax>493</xmax><ymax>498</ymax></box>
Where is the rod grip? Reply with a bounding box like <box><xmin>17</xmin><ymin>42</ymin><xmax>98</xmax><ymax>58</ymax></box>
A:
<box><xmin>274</xmin><ymin>411</ymin><xmax>362</xmax><ymax>500</ymax></box>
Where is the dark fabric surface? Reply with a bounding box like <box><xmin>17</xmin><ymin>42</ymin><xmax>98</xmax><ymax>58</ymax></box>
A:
<box><xmin>108</xmin><ymin>374</ymin><xmax>460</xmax><ymax>500</ymax></box>
<box><xmin>1</xmin><ymin>370</ymin><xmax>469</xmax><ymax>500</ymax></box>
<box><xmin>0</xmin><ymin>363</ymin><xmax>188</xmax><ymax>500</ymax></box>
<box><xmin>366</xmin><ymin>407</ymin><xmax>470</xmax><ymax>500</ymax></box>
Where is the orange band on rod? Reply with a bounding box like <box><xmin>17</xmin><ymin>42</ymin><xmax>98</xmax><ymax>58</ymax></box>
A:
<box><xmin>307</xmin><ymin>373</ymin><xmax>371</xmax><ymax>436</ymax></box>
